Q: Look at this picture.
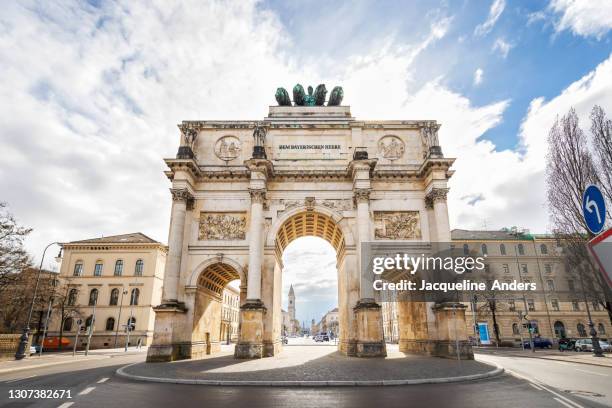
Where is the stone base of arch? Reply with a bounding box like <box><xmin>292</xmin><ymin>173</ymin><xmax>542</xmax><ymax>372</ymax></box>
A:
<box><xmin>234</xmin><ymin>300</ymin><xmax>267</xmax><ymax>359</ymax></box>
<box><xmin>351</xmin><ymin>299</ymin><xmax>387</xmax><ymax>357</ymax></box>
<box><xmin>146</xmin><ymin>303</ymin><xmax>189</xmax><ymax>363</ymax></box>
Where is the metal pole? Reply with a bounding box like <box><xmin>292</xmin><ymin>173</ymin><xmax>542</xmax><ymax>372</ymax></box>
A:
<box><xmin>512</xmin><ymin>241</ymin><xmax>534</xmax><ymax>352</ymax></box>
<box><xmin>85</xmin><ymin>295</ymin><xmax>97</xmax><ymax>356</ymax></box>
<box><xmin>453</xmin><ymin>304</ymin><xmax>461</xmax><ymax>364</ymax></box>
<box><xmin>125</xmin><ymin>291</ymin><xmax>134</xmax><ymax>351</ymax></box>
<box><xmin>72</xmin><ymin>323</ymin><xmax>81</xmax><ymax>357</ymax></box>
<box><xmin>15</xmin><ymin>242</ymin><xmax>58</xmax><ymax>360</ymax></box>
<box><xmin>39</xmin><ymin>296</ymin><xmax>53</xmax><ymax>357</ymax></box>
<box><xmin>114</xmin><ymin>289</ymin><xmax>126</xmax><ymax>348</ymax></box>
<box><xmin>531</xmin><ymin>239</ymin><xmax>554</xmax><ymax>344</ymax></box>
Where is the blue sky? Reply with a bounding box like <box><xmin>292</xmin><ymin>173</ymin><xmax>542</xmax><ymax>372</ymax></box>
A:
<box><xmin>1</xmin><ymin>0</ymin><xmax>612</xmax><ymax>322</ymax></box>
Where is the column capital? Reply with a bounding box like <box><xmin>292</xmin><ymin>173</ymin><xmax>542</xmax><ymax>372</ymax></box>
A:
<box><xmin>170</xmin><ymin>188</ymin><xmax>194</xmax><ymax>209</ymax></box>
<box><xmin>425</xmin><ymin>188</ymin><xmax>449</xmax><ymax>205</ymax></box>
<box><xmin>353</xmin><ymin>188</ymin><xmax>371</xmax><ymax>205</ymax></box>
<box><xmin>249</xmin><ymin>188</ymin><xmax>267</xmax><ymax>204</ymax></box>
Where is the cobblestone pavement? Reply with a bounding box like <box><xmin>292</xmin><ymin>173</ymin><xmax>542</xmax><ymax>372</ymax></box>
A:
<box><xmin>121</xmin><ymin>344</ymin><xmax>496</xmax><ymax>382</ymax></box>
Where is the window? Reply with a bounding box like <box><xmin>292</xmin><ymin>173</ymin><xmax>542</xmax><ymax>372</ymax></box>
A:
<box><xmin>592</xmin><ymin>301</ymin><xmax>601</xmax><ymax>311</ymax></box>
<box><xmin>540</xmin><ymin>244</ymin><xmax>548</xmax><ymax>255</ymax></box>
<box><xmin>106</xmin><ymin>317</ymin><xmax>115</xmax><ymax>331</ymax></box>
<box><xmin>508</xmin><ymin>299</ymin><xmax>516</xmax><ymax>311</ymax></box>
<box><xmin>518</xmin><ymin>244</ymin><xmax>525</xmax><ymax>255</ymax></box>
<box><xmin>463</xmin><ymin>244</ymin><xmax>469</xmax><ymax>255</ymax></box>
<box><xmin>114</xmin><ymin>260</ymin><xmax>123</xmax><ymax>276</ymax></box>
<box><xmin>88</xmin><ymin>289</ymin><xmax>98</xmax><ymax>306</ymax></box>
<box><xmin>572</xmin><ymin>300</ymin><xmax>580</xmax><ymax>311</ymax></box>
<box><xmin>130</xmin><ymin>288</ymin><xmax>140</xmax><ymax>306</ymax></box>
<box><xmin>500</xmin><ymin>244</ymin><xmax>506</xmax><ymax>255</ymax></box>
<box><xmin>135</xmin><ymin>259</ymin><xmax>144</xmax><ymax>276</ymax></box>
<box><xmin>481</xmin><ymin>244</ymin><xmax>488</xmax><ymax>255</ymax></box>
<box><xmin>127</xmin><ymin>317</ymin><xmax>136</xmax><ymax>331</ymax></box>
<box><xmin>544</xmin><ymin>264</ymin><xmax>552</xmax><ymax>274</ymax></box>
<box><xmin>567</xmin><ymin>280</ymin><xmax>575</xmax><ymax>291</ymax></box>
<box><xmin>68</xmin><ymin>289</ymin><xmax>78</xmax><ymax>306</ymax></box>
<box><xmin>577</xmin><ymin>323</ymin><xmax>587</xmax><ymax>337</ymax></box>
<box><xmin>94</xmin><ymin>262</ymin><xmax>103</xmax><ymax>276</ymax></box>
<box><xmin>110</xmin><ymin>288</ymin><xmax>119</xmax><ymax>306</ymax></box>
<box><xmin>521</xmin><ymin>264</ymin><xmax>528</xmax><ymax>274</ymax></box>
<box><xmin>502</xmin><ymin>264</ymin><xmax>509</xmax><ymax>273</ymax></box>
<box><xmin>551</xmin><ymin>299</ymin><xmax>560</xmax><ymax>311</ymax></box>
<box><xmin>546</xmin><ymin>280</ymin><xmax>555</xmax><ymax>291</ymax></box>
<box><xmin>85</xmin><ymin>315</ymin><xmax>94</xmax><ymax>328</ymax></box>
<box><xmin>73</xmin><ymin>261</ymin><xmax>83</xmax><ymax>276</ymax></box>
<box><xmin>512</xmin><ymin>323</ymin><xmax>520</xmax><ymax>335</ymax></box>
<box><xmin>527</xmin><ymin>299</ymin><xmax>535</xmax><ymax>312</ymax></box>
<box><xmin>63</xmin><ymin>317</ymin><xmax>73</xmax><ymax>332</ymax></box>
<box><xmin>598</xmin><ymin>323</ymin><xmax>606</xmax><ymax>335</ymax></box>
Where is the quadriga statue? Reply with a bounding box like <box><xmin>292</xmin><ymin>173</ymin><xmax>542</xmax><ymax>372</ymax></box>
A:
<box><xmin>275</xmin><ymin>84</ymin><xmax>344</xmax><ymax>106</ymax></box>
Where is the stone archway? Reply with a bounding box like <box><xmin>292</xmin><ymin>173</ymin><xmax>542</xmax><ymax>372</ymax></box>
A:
<box><xmin>147</xmin><ymin>101</ymin><xmax>469</xmax><ymax>363</ymax></box>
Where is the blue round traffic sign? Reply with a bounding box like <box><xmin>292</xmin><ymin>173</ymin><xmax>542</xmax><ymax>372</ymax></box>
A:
<box><xmin>582</xmin><ymin>185</ymin><xmax>606</xmax><ymax>234</ymax></box>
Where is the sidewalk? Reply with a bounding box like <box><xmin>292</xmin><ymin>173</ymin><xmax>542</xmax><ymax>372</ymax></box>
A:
<box><xmin>117</xmin><ymin>345</ymin><xmax>503</xmax><ymax>386</ymax></box>
<box><xmin>0</xmin><ymin>346</ymin><xmax>148</xmax><ymax>374</ymax></box>
<box><xmin>474</xmin><ymin>347</ymin><xmax>612</xmax><ymax>368</ymax></box>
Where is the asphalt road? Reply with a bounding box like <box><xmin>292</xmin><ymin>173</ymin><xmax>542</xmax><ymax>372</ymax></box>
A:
<box><xmin>0</xmin><ymin>351</ymin><xmax>609</xmax><ymax>408</ymax></box>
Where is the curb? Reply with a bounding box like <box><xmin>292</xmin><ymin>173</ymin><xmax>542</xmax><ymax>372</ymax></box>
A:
<box><xmin>0</xmin><ymin>355</ymin><xmax>110</xmax><ymax>375</ymax></box>
<box><xmin>115</xmin><ymin>362</ymin><xmax>504</xmax><ymax>387</ymax></box>
<box><xmin>475</xmin><ymin>352</ymin><xmax>612</xmax><ymax>369</ymax></box>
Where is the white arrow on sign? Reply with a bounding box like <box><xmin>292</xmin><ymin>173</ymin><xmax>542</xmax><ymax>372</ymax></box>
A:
<box><xmin>586</xmin><ymin>195</ymin><xmax>602</xmax><ymax>224</ymax></box>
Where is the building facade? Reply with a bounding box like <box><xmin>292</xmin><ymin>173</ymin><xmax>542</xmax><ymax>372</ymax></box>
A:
<box><xmin>379</xmin><ymin>228</ymin><xmax>611</xmax><ymax>345</ymax></box>
<box><xmin>317</xmin><ymin>308</ymin><xmax>339</xmax><ymax>337</ymax></box>
<box><xmin>220</xmin><ymin>285</ymin><xmax>240</xmax><ymax>343</ymax></box>
<box><xmin>48</xmin><ymin>233</ymin><xmax>167</xmax><ymax>349</ymax></box>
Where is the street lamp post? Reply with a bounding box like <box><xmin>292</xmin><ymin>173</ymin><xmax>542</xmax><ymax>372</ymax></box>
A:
<box><xmin>15</xmin><ymin>242</ymin><xmax>62</xmax><ymax>360</ymax></box>
<box><xmin>84</xmin><ymin>292</ymin><xmax>97</xmax><ymax>356</ymax></box>
<box><xmin>114</xmin><ymin>289</ymin><xmax>128</xmax><ymax>348</ymax></box>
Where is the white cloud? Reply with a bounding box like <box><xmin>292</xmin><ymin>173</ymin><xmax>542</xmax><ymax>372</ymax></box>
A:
<box><xmin>474</xmin><ymin>68</ymin><xmax>484</xmax><ymax>86</ymax></box>
<box><xmin>549</xmin><ymin>0</ymin><xmax>612</xmax><ymax>39</ymax></box>
<box><xmin>492</xmin><ymin>37</ymin><xmax>513</xmax><ymax>58</ymax></box>
<box><xmin>474</xmin><ymin>0</ymin><xmax>506</xmax><ymax>36</ymax></box>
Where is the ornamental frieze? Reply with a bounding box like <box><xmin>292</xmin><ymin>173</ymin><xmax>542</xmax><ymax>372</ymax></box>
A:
<box><xmin>374</xmin><ymin>211</ymin><xmax>422</xmax><ymax>240</ymax></box>
<box><xmin>320</xmin><ymin>199</ymin><xmax>353</xmax><ymax>211</ymax></box>
<box><xmin>214</xmin><ymin>136</ymin><xmax>241</xmax><ymax>161</ymax></box>
<box><xmin>378</xmin><ymin>136</ymin><xmax>405</xmax><ymax>160</ymax></box>
<box><xmin>199</xmin><ymin>212</ymin><xmax>247</xmax><ymax>241</ymax></box>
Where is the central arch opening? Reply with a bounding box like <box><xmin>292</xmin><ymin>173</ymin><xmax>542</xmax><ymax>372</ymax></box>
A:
<box><xmin>274</xmin><ymin>210</ymin><xmax>346</xmax><ymax>348</ymax></box>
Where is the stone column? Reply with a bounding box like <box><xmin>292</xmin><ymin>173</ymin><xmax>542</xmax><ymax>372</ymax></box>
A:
<box><xmin>162</xmin><ymin>188</ymin><xmax>193</xmax><ymax>303</ymax></box>
<box><xmin>426</xmin><ymin>188</ymin><xmax>450</xmax><ymax>242</ymax></box>
<box><xmin>246</xmin><ymin>188</ymin><xmax>265</xmax><ymax>302</ymax></box>
<box><xmin>235</xmin><ymin>188</ymin><xmax>267</xmax><ymax>359</ymax></box>
<box><xmin>147</xmin><ymin>188</ymin><xmax>193</xmax><ymax>363</ymax></box>
<box><xmin>355</xmin><ymin>188</ymin><xmax>374</xmax><ymax>301</ymax></box>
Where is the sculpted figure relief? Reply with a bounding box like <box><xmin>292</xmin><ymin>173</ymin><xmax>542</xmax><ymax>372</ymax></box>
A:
<box><xmin>378</xmin><ymin>136</ymin><xmax>405</xmax><ymax>160</ymax></box>
<box><xmin>215</xmin><ymin>136</ymin><xmax>241</xmax><ymax>161</ymax></box>
<box><xmin>374</xmin><ymin>211</ymin><xmax>422</xmax><ymax>240</ymax></box>
<box><xmin>199</xmin><ymin>213</ymin><xmax>247</xmax><ymax>240</ymax></box>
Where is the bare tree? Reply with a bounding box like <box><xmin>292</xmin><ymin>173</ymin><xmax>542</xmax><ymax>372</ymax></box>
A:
<box><xmin>546</xmin><ymin>107</ymin><xmax>612</xmax><ymax>325</ymax></box>
<box><xmin>0</xmin><ymin>202</ymin><xmax>32</xmax><ymax>295</ymax></box>
<box><xmin>590</xmin><ymin>105</ymin><xmax>612</xmax><ymax>211</ymax></box>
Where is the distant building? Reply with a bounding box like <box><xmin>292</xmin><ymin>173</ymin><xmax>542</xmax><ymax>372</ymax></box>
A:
<box><xmin>48</xmin><ymin>233</ymin><xmax>167</xmax><ymax>349</ymax></box>
<box><xmin>317</xmin><ymin>308</ymin><xmax>339</xmax><ymax>336</ymax></box>
<box><xmin>286</xmin><ymin>285</ymin><xmax>300</xmax><ymax>335</ymax></box>
<box><xmin>220</xmin><ymin>285</ymin><xmax>240</xmax><ymax>343</ymax></box>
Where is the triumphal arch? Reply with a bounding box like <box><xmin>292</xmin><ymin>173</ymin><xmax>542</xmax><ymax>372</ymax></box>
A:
<box><xmin>147</xmin><ymin>84</ymin><xmax>471</xmax><ymax>362</ymax></box>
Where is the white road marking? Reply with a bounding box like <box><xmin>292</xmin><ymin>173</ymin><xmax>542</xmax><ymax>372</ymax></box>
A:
<box><xmin>5</xmin><ymin>375</ymin><xmax>36</xmax><ymax>383</ymax></box>
<box><xmin>555</xmin><ymin>397</ymin><xmax>577</xmax><ymax>408</ymax></box>
<box><xmin>78</xmin><ymin>386</ymin><xmax>96</xmax><ymax>395</ymax></box>
<box><xmin>506</xmin><ymin>369</ymin><xmax>584</xmax><ymax>408</ymax></box>
<box><xmin>574</xmin><ymin>368</ymin><xmax>609</xmax><ymax>377</ymax></box>
<box><xmin>97</xmin><ymin>377</ymin><xmax>109</xmax><ymax>383</ymax></box>
<box><xmin>530</xmin><ymin>382</ymin><xmax>543</xmax><ymax>390</ymax></box>
<box><xmin>57</xmin><ymin>403</ymin><xmax>74</xmax><ymax>408</ymax></box>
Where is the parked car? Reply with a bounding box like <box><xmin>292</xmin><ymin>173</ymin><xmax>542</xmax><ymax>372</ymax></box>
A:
<box><xmin>314</xmin><ymin>334</ymin><xmax>330</xmax><ymax>342</ymax></box>
<box><xmin>558</xmin><ymin>338</ymin><xmax>576</xmax><ymax>351</ymax></box>
<box><xmin>575</xmin><ymin>338</ymin><xmax>611</xmax><ymax>352</ymax></box>
<box><xmin>282</xmin><ymin>336</ymin><xmax>288</xmax><ymax>344</ymax></box>
<box><xmin>523</xmin><ymin>337</ymin><xmax>552</xmax><ymax>349</ymax></box>
<box><xmin>29</xmin><ymin>345</ymin><xmax>38</xmax><ymax>355</ymax></box>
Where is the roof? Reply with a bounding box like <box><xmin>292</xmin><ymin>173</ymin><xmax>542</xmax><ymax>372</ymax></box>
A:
<box><xmin>289</xmin><ymin>284</ymin><xmax>294</xmax><ymax>295</ymax></box>
<box><xmin>67</xmin><ymin>232</ymin><xmax>160</xmax><ymax>245</ymax></box>
<box><xmin>451</xmin><ymin>229</ymin><xmax>554</xmax><ymax>241</ymax></box>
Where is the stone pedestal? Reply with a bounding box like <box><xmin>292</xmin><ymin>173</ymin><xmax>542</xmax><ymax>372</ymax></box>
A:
<box><xmin>146</xmin><ymin>303</ymin><xmax>188</xmax><ymax>362</ymax></box>
<box><xmin>352</xmin><ymin>299</ymin><xmax>387</xmax><ymax>357</ymax></box>
<box><xmin>431</xmin><ymin>302</ymin><xmax>473</xmax><ymax>360</ymax></box>
<box><xmin>234</xmin><ymin>300</ymin><xmax>266</xmax><ymax>359</ymax></box>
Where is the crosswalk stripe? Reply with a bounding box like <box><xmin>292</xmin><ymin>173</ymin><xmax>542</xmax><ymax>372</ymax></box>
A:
<box><xmin>78</xmin><ymin>386</ymin><xmax>95</xmax><ymax>395</ymax></box>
